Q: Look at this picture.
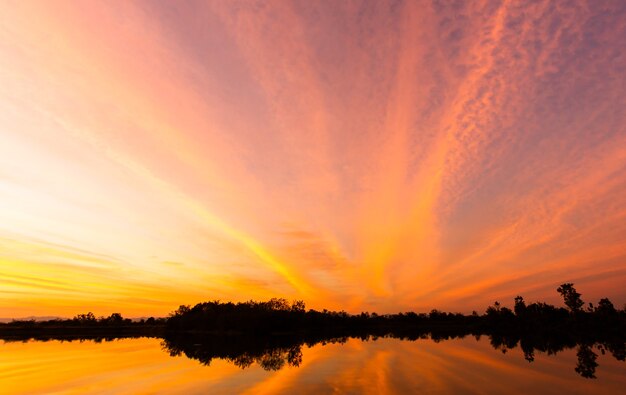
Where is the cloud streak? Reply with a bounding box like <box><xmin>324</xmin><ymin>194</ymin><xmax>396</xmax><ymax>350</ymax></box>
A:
<box><xmin>0</xmin><ymin>0</ymin><xmax>625</xmax><ymax>316</ymax></box>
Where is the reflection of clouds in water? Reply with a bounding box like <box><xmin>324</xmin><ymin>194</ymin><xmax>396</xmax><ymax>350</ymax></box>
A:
<box><xmin>1</xmin><ymin>336</ymin><xmax>625</xmax><ymax>393</ymax></box>
<box><xmin>160</xmin><ymin>331</ymin><xmax>625</xmax><ymax>385</ymax></box>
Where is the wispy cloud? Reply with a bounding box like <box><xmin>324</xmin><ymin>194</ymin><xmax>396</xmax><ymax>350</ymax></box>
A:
<box><xmin>0</xmin><ymin>0</ymin><xmax>624</xmax><ymax>316</ymax></box>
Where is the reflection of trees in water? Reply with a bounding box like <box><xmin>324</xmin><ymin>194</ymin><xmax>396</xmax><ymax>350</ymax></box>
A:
<box><xmin>160</xmin><ymin>330</ymin><xmax>625</xmax><ymax>378</ymax></box>
<box><xmin>575</xmin><ymin>345</ymin><xmax>599</xmax><ymax>379</ymax></box>
<box><xmin>226</xmin><ymin>346</ymin><xmax>303</xmax><ymax>371</ymax></box>
<box><xmin>0</xmin><ymin>334</ymin><xmax>152</xmax><ymax>343</ymax></box>
<box><xmin>217</xmin><ymin>346</ymin><xmax>302</xmax><ymax>371</ymax></box>
<box><xmin>2</xmin><ymin>330</ymin><xmax>621</xmax><ymax>378</ymax></box>
<box><xmin>3</xmin><ymin>284</ymin><xmax>624</xmax><ymax>378</ymax></box>
<box><xmin>160</xmin><ymin>334</ymin><xmax>321</xmax><ymax>371</ymax></box>
<box><xmin>488</xmin><ymin>332</ymin><xmax>625</xmax><ymax>379</ymax></box>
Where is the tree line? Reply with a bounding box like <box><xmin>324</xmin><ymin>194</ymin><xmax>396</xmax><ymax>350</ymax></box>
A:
<box><xmin>1</xmin><ymin>283</ymin><xmax>623</xmax><ymax>378</ymax></box>
<box><xmin>165</xmin><ymin>283</ymin><xmax>625</xmax><ymax>335</ymax></box>
<box><xmin>1</xmin><ymin>283</ymin><xmax>624</xmax><ymax>339</ymax></box>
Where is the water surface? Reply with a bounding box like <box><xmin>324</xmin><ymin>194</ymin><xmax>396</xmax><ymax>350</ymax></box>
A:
<box><xmin>1</xmin><ymin>336</ymin><xmax>625</xmax><ymax>394</ymax></box>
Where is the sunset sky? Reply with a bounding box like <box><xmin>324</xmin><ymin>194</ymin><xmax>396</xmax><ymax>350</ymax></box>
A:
<box><xmin>1</xmin><ymin>0</ymin><xmax>625</xmax><ymax>318</ymax></box>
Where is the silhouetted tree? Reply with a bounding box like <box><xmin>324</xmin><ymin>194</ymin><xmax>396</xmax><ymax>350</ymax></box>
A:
<box><xmin>557</xmin><ymin>283</ymin><xmax>584</xmax><ymax>313</ymax></box>
<box><xmin>107</xmin><ymin>313</ymin><xmax>123</xmax><ymax>325</ymax></box>
<box><xmin>291</xmin><ymin>300</ymin><xmax>306</xmax><ymax>313</ymax></box>
<box><xmin>74</xmin><ymin>312</ymin><xmax>96</xmax><ymax>324</ymax></box>
<box><xmin>596</xmin><ymin>298</ymin><xmax>617</xmax><ymax>316</ymax></box>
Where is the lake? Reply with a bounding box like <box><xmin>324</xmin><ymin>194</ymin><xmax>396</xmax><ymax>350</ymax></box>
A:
<box><xmin>1</xmin><ymin>335</ymin><xmax>625</xmax><ymax>394</ymax></box>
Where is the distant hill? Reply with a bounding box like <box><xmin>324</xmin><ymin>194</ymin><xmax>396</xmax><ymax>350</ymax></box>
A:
<box><xmin>0</xmin><ymin>316</ymin><xmax>64</xmax><ymax>323</ymax></box>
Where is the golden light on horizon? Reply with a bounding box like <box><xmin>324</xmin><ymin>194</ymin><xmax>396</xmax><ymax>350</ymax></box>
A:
<box><xmin>1</xmin><ymin>0</ymin><xmax>625</xmax><ymax>318</ymax></box>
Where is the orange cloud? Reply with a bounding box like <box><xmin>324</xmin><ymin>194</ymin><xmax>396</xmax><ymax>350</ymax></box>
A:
<box><xmin>1</xmin><ymin>0</ymin><xmax>625</xmax><ymax>316</ymax></box>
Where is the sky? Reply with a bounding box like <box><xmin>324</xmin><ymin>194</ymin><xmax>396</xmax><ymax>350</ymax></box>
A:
<box><xmin>1</xmin><ymin>0</ymin><xmax>625</xmax><ymax>318</ymax></box>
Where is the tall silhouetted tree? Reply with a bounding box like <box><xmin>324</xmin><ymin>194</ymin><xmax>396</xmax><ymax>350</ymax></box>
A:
<box><xmin>557</xmin><ymin>283</ymin><xmax>584</xmax><ymax>313</ymax></box>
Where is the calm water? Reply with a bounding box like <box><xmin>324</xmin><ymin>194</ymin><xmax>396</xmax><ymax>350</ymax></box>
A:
<box><xmin>1</xmin><ymin>336</ymin><xmax>625</xmax><ymax>394</ymax></box>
